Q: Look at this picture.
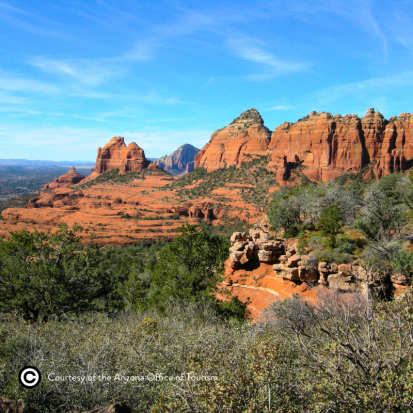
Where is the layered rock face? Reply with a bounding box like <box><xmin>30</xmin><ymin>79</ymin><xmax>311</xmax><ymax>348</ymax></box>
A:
<box><xmin>44</xmin><ymin>167</ymin><xmax>85</xmax><ymax>189</ymax></box>
<box><xmin>268</xmin><ymin>112</ymin><xmax>365</xmax><ymax>181</ymax></box>
<box><xmin>196</xmin><ymin>108</ymin><xmax>413</xmax><ymax>183</ymax></box>
<box><xmin>94</xmin><ymin>137</ymin><xmax>154</xmax><ymax>175</ymax></box>
<box><xmin>156</xmin><ymin>143</ymin><xmax>200</xmax><ymax>176</ymax></box>
<box><xmin>194</xmin><ymin>108</ymin><xmax>271</xmax><ymax>171</ymax></box>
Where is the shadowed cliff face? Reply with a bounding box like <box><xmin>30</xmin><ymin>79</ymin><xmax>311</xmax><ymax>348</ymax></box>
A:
<box><xmin>195</xmin><ymin>108</ymin><xmax>413</xmax><ymax>183</ymax></box>
<box><xmin>155</xmin><ymin>143</ymin><xmax>200</xmax><ymax>176</ymax></box>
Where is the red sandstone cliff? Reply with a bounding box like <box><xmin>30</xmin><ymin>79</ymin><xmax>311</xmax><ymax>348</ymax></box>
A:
<box><xmin>194</xmin><ymin>108</ymin><xmax>271</xmax><ymax>171</ymax></box>
<box><xmin>94</xmin><ymin>136</ymin><xmax>153</xmax><ymax>174</ymax></box>
<box><xmin>195</xmin><ymin>108</ymin><xmax>413</xmax><ymax>183</ymax></box>
<box><xmin>85</xmin><ymin>137</ymin><xmax>157</xmax><ymax>181</ymax></box>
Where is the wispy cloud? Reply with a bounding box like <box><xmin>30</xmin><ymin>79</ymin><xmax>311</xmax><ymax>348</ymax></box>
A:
<box><xmin>227</xmin><ymin>37</ymin><xmax>311</xmax><ymax>81</ymax></box>
<box><xmin>0</xmin><ymin>2</ymin><xmax>77</xmax><ymax>40</ymax></box>
<box><xmin>262</xmin><ymin>105</ymin><xmax>294</xmax><ymax>111</ymax></box>
<box><xmin>0</xmin><ymin>1</ymin><xmax>25</xmax><ymax>13</ymax></box>
<box><xmin>352</xmin><ymin>0</ymin><xmax>388</xmax><ymax>57</ymax></box>
<box><xmin>260</xmin><ymin>0</ymin><xmax>388</xmax><ymax>56</ymax></box>
<box><xmin>307</xmin><ymin>71</ymin><xmax>413</xmax><ymax>109</ymax></box>
<box><xmin>0</xmin><ymin>74</ymin><xmax>59</xmax><ymax>94</ymax></box>
<box><xmin>388</xmin><ymin>11</ymin><xmax>413</xmax><ymax>54</ymax></box>
<box><xmin>30</xmin><ymin>57</ymin><xmax>125</xmax><ymax>87</ymax></box>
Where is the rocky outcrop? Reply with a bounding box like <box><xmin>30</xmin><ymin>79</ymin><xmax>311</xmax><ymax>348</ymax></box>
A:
<box><xmin>93</xmin><ymin>137</ymin><xmax>154</xmax><ymax>175</ymax></box>
<box><xmin>224</xmin><ymin>218</ymin><xmax>413</xmax><ymax>319</ymax></box>
<box><xmin>43</xmin><ymin>167</ymin><xmax>85</xmax><ymax>189</ymax></box>
<box><xmin>156</xmin><ymin>144</ymin><xmax>199</xmax><ymax>176</ymax></box>
<box><xmin>227</xmin><ymin>229</ymin><xmax>367</xmax><ymax>292</ymax></box>
<box><xmin>194</xmin><ymin>109</ymin><xmax>271</xmax><ymax>172</ymax></box>
<box><xmin>195</xmin><ymin>108</ymin><xmax>413</xmax><ymax>184</ymax></box>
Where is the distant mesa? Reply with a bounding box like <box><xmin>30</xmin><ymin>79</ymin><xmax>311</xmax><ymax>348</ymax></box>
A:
<box><xmin>43</xmin><ymin>166</ymin><xmax>85</xmax><ymax>189</ymax></box>
<box><xmin>156</xmin><ymin>144</ymin><xmax>200</xmax><ymax>176</ymax></box>
<box><xmin>195</xmin><ymin>107</ymin><xmax>413</xmax><ymax>183</ymax></box>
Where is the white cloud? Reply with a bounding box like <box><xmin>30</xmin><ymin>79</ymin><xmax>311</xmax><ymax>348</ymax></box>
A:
<box><xmin>304</xmin><ymin>71</ymin><xmax>413</xmax><ymax>116</ymax></box>
<box><xmin>310</xmin><ymin>71</ymin><xmax>413</xmax><ymax>104</ymax></box>
<box><xmin>30</xmin><ymin>57</ymin><xmax>125</xmax><ymax>87</ymax></box>
<box><xmin>263</xmin><ymin>105</ymin><xmax>294</xmax><ymax>111</ymax></box>
<box><xmin>0</xmin><ymin>74</ymin><xmax>59</xmax><ymax>94</ymax></box>
<box><xmin>227</xmin><ymin>37</ymin><xmax>311</xmax><ymax>81</ymax></box>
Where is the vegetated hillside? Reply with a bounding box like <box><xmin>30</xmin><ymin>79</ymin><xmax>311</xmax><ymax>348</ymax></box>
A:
<box><xmin>265</xmin><ymin>170</ymin><xmax>413</xmax><ymax>283</ymax></box>
<box><xmin>1</xmin><ymin>286</ymin><xmax>413</xmax><ymax>412</ymax></box>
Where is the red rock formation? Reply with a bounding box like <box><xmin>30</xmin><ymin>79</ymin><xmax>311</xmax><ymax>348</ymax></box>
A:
<box><xmin>94</xmin><ymin>137</ymin><xmax>151</xmax><ymax>174</ymax></box>
<box><xmin>196</xmin><ymin>108</ymin><xmax>413</xmax><ymax>184</ymax></box>
<box><xmin>268</xmin><ymin>111</ymin><xmax>364</xmax><ymax>182</ymax></box>
<box><xmin>44</xmin><ymin>167</ymin><xmax>85</xmax><ymax>189</ymax></box>
<box><xmin>194</xmin><ymin>108</ymin><xmax>271</xmax><ymax>171</ymax></box>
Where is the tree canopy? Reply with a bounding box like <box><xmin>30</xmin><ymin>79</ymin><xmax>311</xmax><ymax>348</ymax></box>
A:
<box><xmin>0</xmin><ymin>224</ymin><xmax>125</xmax><ymax>321</ymax></box>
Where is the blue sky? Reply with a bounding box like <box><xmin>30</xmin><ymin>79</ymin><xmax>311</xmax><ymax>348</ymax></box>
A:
<box><xmin>0</xmin><ymin>0</ymin><xmax>413</xmax><ymax>160</ymax></box>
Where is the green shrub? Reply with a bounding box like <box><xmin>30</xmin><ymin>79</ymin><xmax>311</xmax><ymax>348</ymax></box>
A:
<box><xmin>391</xmin><ymin>250</ymin><xmax>413</xmax><ymax>277</ymax></box>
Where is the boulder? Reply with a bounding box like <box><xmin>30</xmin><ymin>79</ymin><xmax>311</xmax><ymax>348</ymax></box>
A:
<box><xmin>287</xmin><ymin>254</ymin><xmax>301</xmax><ymax>268</ymax></box>
<box><xmin>230</xmin><ymin>232</ymin><xmax>247</xmax><ymax>244</ymax></box>
<box><xmin>298</xmin><ymin>266</ymin><xmax>318</xmax><ymax>283</ymax></box>
<box><xmin>245</xmin><ymin>243</ymin><xmax>255</xmax><ymax>259</ymax></box>
<box><xmin>338</xmin><ymin>264</ymin><xmax>352</xmax><ymax>275</ymax></box>
<box><xmin>231</xmin><ymin>241</ymin><xmax>247</xmax><ymax>251</ymax></box>
<box><xmin>257</xmin><ymin>250</ymin><xmax>276</xmax><ymax>262</ymax></box>
<box><xmin>328</xmin><ymin>274</ymin><xmax>358</xmax><ymax>291</ymax></box>
<box><xmin>281</xmin><ymin>268</ymin><xmax>300</xmax><ymax>281</ymax></box>
<box><xmin>258</xmin><ymin>241</ymin><xmax>283</xmax><ymax>251</ymax></box>
<box><xmin>230</xmin><ymin>251</ymin><xmax>244</xmax><ymax>262</ymax></box>
<box><xmin>391</xmin><ymin>273</ymin><xmax>411</xmax><ymax>286</ymax></box>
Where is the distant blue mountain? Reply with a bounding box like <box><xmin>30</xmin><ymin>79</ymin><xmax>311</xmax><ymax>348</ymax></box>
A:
<box><xmin>0</xmin><ymin>159</ymin><xmax>95</xmax><ymax>167</ymax></box>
